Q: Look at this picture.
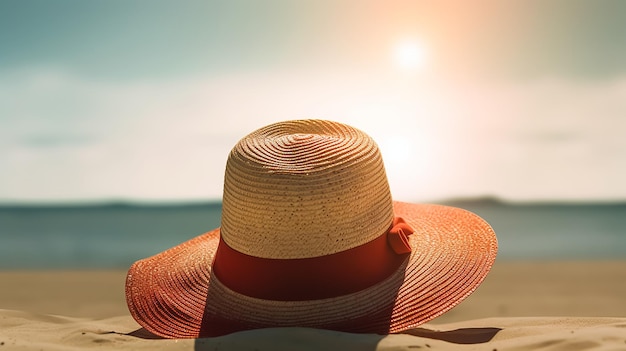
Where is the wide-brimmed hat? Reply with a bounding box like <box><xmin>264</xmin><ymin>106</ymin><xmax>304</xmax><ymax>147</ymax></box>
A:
<box><xmin>126</xmin><ymin>119</ymin><xmax>498</xmax><ymax>338</ymax></box>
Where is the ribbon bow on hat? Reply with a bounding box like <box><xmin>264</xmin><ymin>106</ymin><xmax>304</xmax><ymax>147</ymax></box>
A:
<box><xmin>387</xmin><ymin>217</ymin><xmax>415</xmax><ymax>255</ymax></box>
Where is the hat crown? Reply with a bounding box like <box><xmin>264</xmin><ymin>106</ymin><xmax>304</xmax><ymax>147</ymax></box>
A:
<box><xmin>220</xmin><ymin>119</ymin><xmax>394</xmax><ymax>259</ymax></box>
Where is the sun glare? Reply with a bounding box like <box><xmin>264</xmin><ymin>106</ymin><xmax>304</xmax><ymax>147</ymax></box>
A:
<box><xmin>392</xmin><ymin>39</ymin><xmax>428</xmax><ymax>72</ymax></box>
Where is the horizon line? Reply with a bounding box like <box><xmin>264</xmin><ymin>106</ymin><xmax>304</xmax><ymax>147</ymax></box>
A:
<box><xmin>1</xmin><ymin>195</ymin><xmax>625</xmax><ymax>208</ymax></box>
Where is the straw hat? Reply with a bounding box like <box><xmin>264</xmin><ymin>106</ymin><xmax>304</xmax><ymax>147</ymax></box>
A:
<box><xmin>126</xmin><ymin>119</ymin><xmax>498</xmax><ymax>338</ymax></box>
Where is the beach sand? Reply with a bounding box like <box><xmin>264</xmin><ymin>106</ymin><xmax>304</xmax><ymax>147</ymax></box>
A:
<box><xmin>1</xmin><ymin>261</ymin><xmax>626</xmax><ymax>350</ymax></box>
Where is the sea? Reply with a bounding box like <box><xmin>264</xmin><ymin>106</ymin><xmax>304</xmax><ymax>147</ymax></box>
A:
<box><xmin>0</xmin><ymin>199</ymin><xmax>625</xmax><ymax>269</ymax></box>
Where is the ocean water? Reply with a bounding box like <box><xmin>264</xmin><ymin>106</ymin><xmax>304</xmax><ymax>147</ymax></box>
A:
<box><xmin>0</xmin><ymin>200</ymin><xmax>624</xmax><ymax>269</ymax></box>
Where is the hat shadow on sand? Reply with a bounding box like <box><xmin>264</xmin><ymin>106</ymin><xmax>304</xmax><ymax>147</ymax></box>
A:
<box><xmin>191</xmin><ymin>326</ymin><xmax>501</xmax><ymax>350</ymax></box>
<box><xmin>127</xmin><ymin>325</ymin><xmax>501</xmax><ymax>349</ymax></box>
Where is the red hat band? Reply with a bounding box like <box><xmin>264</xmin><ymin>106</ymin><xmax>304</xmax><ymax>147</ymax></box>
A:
<box><xmin>212</xmin><ymin>217</ymin><xmax>415</xmax><ymax>301</ymax></box>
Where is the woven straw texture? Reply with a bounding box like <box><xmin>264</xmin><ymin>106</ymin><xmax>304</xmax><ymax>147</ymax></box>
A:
<box><xmin>125</xmin><ymin>119</ymin><xmax>498</xmax><ymax>338</ymax></box>
<box><xmin>221</xmin><ymin>119</ymin><xmax>393</xmax><ymax>259</ymax></box>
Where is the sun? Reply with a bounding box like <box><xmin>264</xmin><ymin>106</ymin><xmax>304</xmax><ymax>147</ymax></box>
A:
<box><xmin>392</xmin><ymin>39</ymin><xmax>429</xmax><ymax>72</ymax></box>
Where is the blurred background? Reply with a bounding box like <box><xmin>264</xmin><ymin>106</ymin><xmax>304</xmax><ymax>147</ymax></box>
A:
<box><xmin>1</xmin><ymin>0</ymin><xmax>625</xmax><ymax>268</ymax></box>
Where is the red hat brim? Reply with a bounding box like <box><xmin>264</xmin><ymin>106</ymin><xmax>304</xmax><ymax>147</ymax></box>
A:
<box><xmin>126</xmin><ymin>202</ymin><xmax>497</xmax><ymax>338</ymax></box>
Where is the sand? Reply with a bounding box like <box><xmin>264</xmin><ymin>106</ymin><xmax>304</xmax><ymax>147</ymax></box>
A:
<box><xmin>1</xmin><ymin>261</ymin><xmax>626</xmax><ymax>350</ymax></box>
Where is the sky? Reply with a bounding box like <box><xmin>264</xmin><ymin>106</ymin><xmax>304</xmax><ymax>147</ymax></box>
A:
<box><xmin>1</xmin><ymin>0</ymin><xmax>625</xmax><ymax>204</ymax></box>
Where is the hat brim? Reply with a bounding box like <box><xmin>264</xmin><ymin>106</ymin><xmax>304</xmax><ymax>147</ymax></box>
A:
<box><xmin>126</xmin><ymin>202</ymin><xmax>497</xmax><ymax>338</ymax></box>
